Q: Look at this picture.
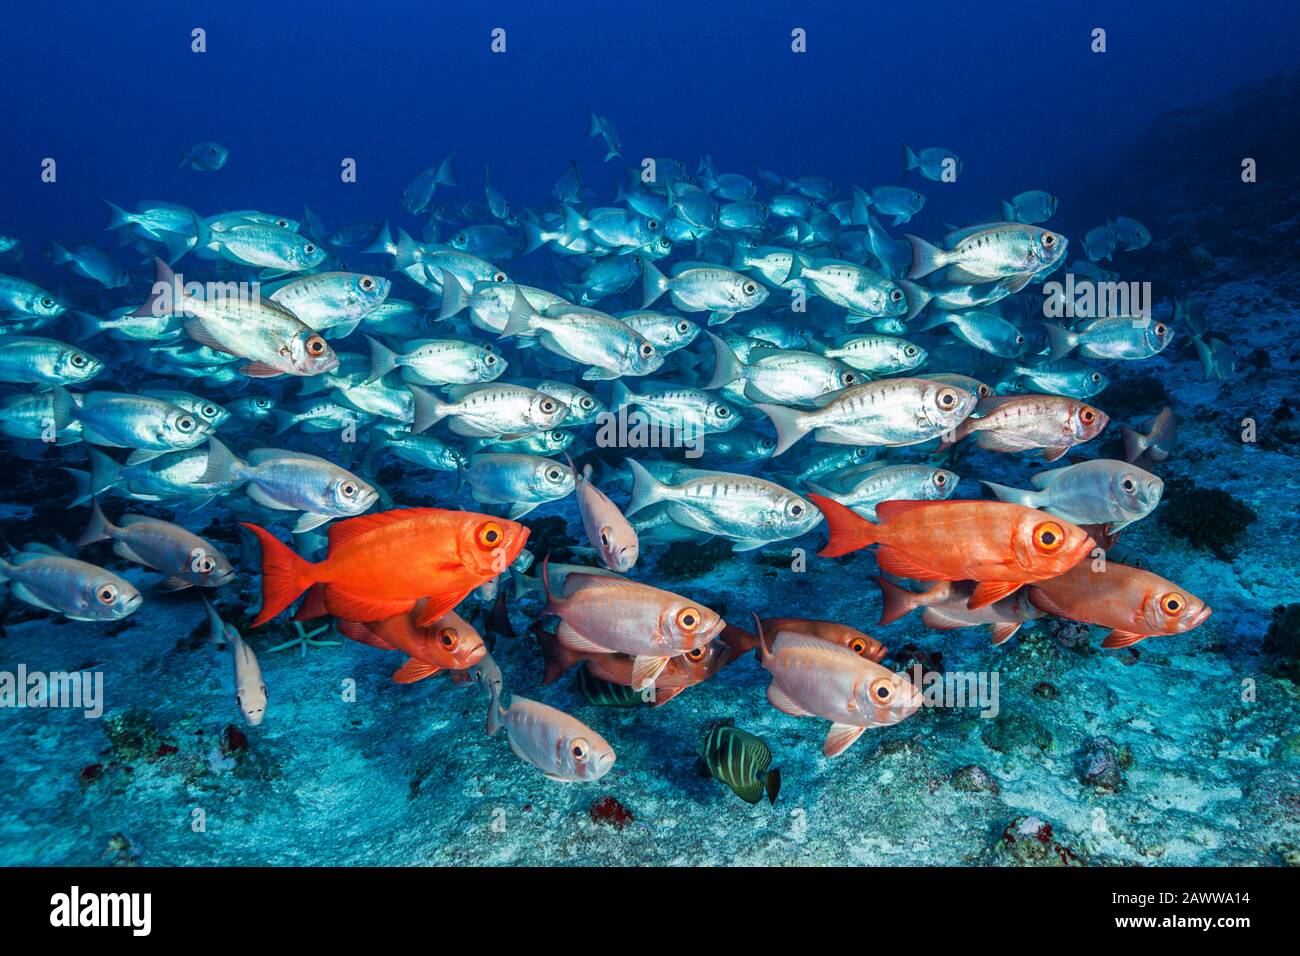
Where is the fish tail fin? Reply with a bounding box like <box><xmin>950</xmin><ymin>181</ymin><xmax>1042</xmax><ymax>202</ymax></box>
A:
<box><xmin>807</xmin><ymin>493</ymin><xmax>878</xmax><ymax>557</ymax></box>
<box><xmin>876</xmin><ymin>575</ymin><xmax>924</xmax><ymax>625</ymax></box>
<box><xmin>522</xmin><ymin>220</ymin><xmax>547</xmax><ymax>255</ymax></box>
<box><xmin>903</xmin><ymin>144</ymin><xmax>919</xmax><ymax>171</ymax></box>
<box><xmin>980</xmin><ymin>480</ymin><xmax>1038</xmax><ymax>508</ymax></box>
<box><xmin>407</xmin><ymin>383</ymin><xmax>448</xmax><ymax>435</ymax></box>
<box><xmin>189</xmin><ymin>211</ymin><xmax>212</xmax><ymax>256</ymax></box>
<box><xmin>999</xmin><ymin>199</ymin><xmax>1016</xmax><ymax>221</ymax></box>
<box><xmin>534</xmin><ymin>623</ymin><xmax>580</xmax><ymax>684</ymax></box>
<box><xmin>624</xmin><ymin>458</ymin><xmax>666</xmax><ymax>517</ymax></box>
<box><xmin>133</xmin><ymin>257</ymin><xmax>179</xmax><ymax>318</ymax></box>
<box><xmin>703</xmin><ymin>330</ymin><xmax>744</xmax><ymax>389</ymax></box>
<box><xmin>486</xmin><ymin>678</ymin><xmax>504</xmax><ymax>736</ymax></box>
<box><xmin>900</xmin><ymin>279</ymin><xmax>932</xmax><ymax>320</ymax></box>
<box><xmin>435</xmin><ymin>154</ymin><xmax>457</xmax><ymax>187</ymax></box>
<box><xmin>76</xmin><ymin>497</ymin><xmax>117</xmax><ymax>548</ymax></box>
<box><xmin>905</xmin><ymin>234</ymin><xmax>945</xmax><ymax>280</ymax></box>
<box><xmin>1041</xmin><ymin>321</ymin><xmax>1076</xmax><ymax>360</ymax></box>
<box><xmin>498</xmin><ymin>285</ymin><xmax>538</xmax><ymax>339</ymax></box>
<box><xmin>360</xmin><ymin>218</ymin><xmax>393</xmax><ymax>256</ymax></box>
<box><xmin>84</xmin><ymin>445</ymin><xmax>120</xmax><ymax>494</ymax></box>
<box><xmin>270</xmin><ymin>410</ymin><xmax>297</xmax><ymax>436</ymax></box>
<box><xmin>764</xmin><ymin>766</ymin><xmax>782</xmax><ymax>805</ymax></box>
<box><xmin>561</xmin><ymin>204</ymin><xmax>587</xmax><ymax>244</ymax></box>
<box><xmin>198</xmin><ymin>435</ymin><xmax>243</xmax><ymax>484</ymax></box>
<box><xmin>610</xmin><ymin>379</ymin><xmax>633</xmax><ymax>413</ymax></box>
<box><xmin>49</xmin><ymin>385</ymin><xmax>77</xmax><ymax>431</ymax></box>
<box><xmin>49</xmin><ymin>241</ymin><xmax>73</xmax><ymax>265</ymax></box>
<box><xmin>178</xmin><ymin>146</ymin><xmax>190</xmax><ymax>169</ymax></box>
<box><xmin>1120</xmin><ymin>425</ymin><xmax>1147</xmax><ymax>464</ymax></box>
<box><xmin>391</xmin><ymin>228</ymin><xmax>422</xmax><ymax>271</ymax></box>
<box><xmin>364</xmin><ymin>334</ymin><xmax>399</xmax><ymax>384</ymax></box>
<box><xmin>753</xmin><ymin>402</ymin><xmax>811</xmax><ymax>456</ymax></box>
<box><xmin>436</xmin><ymin>270</ymin><xmax>469</xmax><ymax>321</ymax></box>
<box><xmin>239</xmin><ymin>522</ymin><xmax>316</xmax><ymax>627</ymax></box>
<box><xmin>640</xmin><ymin>258</ymin><xmax>669</xmax><ymax>308</ymax></box>
<box><xmin>103</xmin><ymin>200</ymin><xmax>134</xmax><ymax>232</ymax></box>
<box><xmin>752</xmin><ymin>612</ymin><xmax>771</xmax><ymax>660</ymax></box>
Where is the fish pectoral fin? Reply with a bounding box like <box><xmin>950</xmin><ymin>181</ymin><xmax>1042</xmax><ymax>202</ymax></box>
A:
<box><xmin>292</xmin><ymin>512</ymin><xmax>334</xmax><ymax>534</ymax></box>
<box><xmin>1100</xmin><ymin>629</ymin><xmax>1147</xmax><ymax>649</ymax></box>
<box><xmin>335</xmin><ymin>619</ymin><xmax>397</xmax><ymax>651</ymax></box>
<box><xmin>157</xmin><ymin>576</ymin><xmax>194</xmax><ymax>593</ymax></box>
<box><xmin>1026</xmin><ymin>587</ymin><xmax>1069</xmax><ymax>618</ymax></box>
<box><xmin>124</xmin><ymin>449</ymin><xmax>166</xmax><ymax>466</ymax></box>
<box><xmin>630</xmin><ymin>655</ymin><xmax>671</xmax><ymax>691</ymax></box>
<box><xmin>823</xmin><ymin>723</ymin><xmax>866</xmax><ymax>758</ymax></box>
<box><xmin>990</xmin><ymin>622</ymin><xmax>1022</xmax><ymax>646</ymax></box>
<box><xmin>766</xmin><ymin>681</ymin><xmax>813</xmax><ymax>717</ymax></box>
<box><xmin>414</xmin><ymin>589</ymin><xmax>471</xmax><ymax>626</ymax></box>
<box><xmin>245</xmin><ymin>485</ymin><xmax>297</xmax><ymax>511</ymax></box>
<box><xmin>324</xmin><ymin>585</ymin><xmax>414</xmax><ymax>623</ymax></box>
<box><xmin>1042</xmin><ymin>445</ymin><xmax>1072</xmax><ymax>463</ymax></box>
<box><xmin>967</xmin><ymin>581</ymin><xmax>1022</xmax><ymax>610</ymax></box>
<box><xmin>730</xmin><ymin>537</ymin><xmax>770</xmax><ymax>553</ymax></box>
<box><xmin>241</xmin><ymin>361</ymin><xmax>287</xmax><ymax>378</ymax></box>
<box><xmin>507</xmin><ymin>502</ymin><xmax>539</xmax><ymax>520</ymax></box>
<box><xmin>554</xmin><ymin>622</ymin><xmax>612</xmax><ymax>654</ymax></box>
<box><xmin>875</xmin><ymin>546</ymin><xmax>944</xmax><ymax>581</ymax></box>
<box><xmin>392</xmin><ymin>658</ymin><xmax>442</xmax><ymax>683</ymax></box>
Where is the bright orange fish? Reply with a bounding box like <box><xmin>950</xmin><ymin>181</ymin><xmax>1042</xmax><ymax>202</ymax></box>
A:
<box><xmin>808</xmin><ymin>495</ymin><xmax>1095</xmax><ymax>610</ymax></box>
<box><xmin>1028</xmin><ymin>560</ymin><xmax>1211</xmax><ymax>648</ymax></box>
<box><xmin>337</xmin><ymin>605</ymin><xmax>487</xmax><ymax>683</ymax></box>
<box><xmin>241</xmin><ymin>508</ymin><xmax>529</xmax><ymax>627</ymax></box>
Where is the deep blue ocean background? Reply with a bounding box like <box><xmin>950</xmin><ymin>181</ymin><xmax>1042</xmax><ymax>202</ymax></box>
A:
<box><xmin>3</xmin><ymin>0</ymin><xmax>1299</xmax><ymax>243</ymax></box>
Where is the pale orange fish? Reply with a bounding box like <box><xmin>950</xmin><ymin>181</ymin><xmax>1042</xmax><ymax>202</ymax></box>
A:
<box><xmin>947</xmin><ymin>395</ymin><xmax>1108</xmax><ymax>461</ymax></box>
<box><xmin>722</xmin><ymin>617</ymin><xmax>888</xmax><ymax>662</ymax></box>
<box><xmin>1028</xmin><ymin>560</ymin><xmax>1211</xmax><ymax>648</ymax></box>
<box><xmin>541</xmin><ymin>556</ymin><xmax>723</xmax><ymax>690</ymax></box>
<box><xmin>757</xmin><ymin>617</ymin><xmax>922</xmax><ymax>757</ymax></box>
<box><xmin>337</xmin><ymin>605</ymin><xmax>487</xmax><ymax>682</ymax></box>
<box><xmin>809</xmin><ymin>494</ymin><xmax>1095</xmax><ymax>609</ymax></box>
<box><xmin>487</xmin><ymin>684</ymin><xmax>616</xmax><ymax>782</ymax></box>
<box><xmin>570</xmin><ymin>454</ymin><xmax>639</xmax><ymax>572</ymax></box>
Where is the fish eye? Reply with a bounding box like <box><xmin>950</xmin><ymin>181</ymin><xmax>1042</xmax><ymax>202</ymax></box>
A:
<box><xmin>177</xmin><ymin>416</ymin><xmax>196</xmax><ymax>433</ymax></box>
<box><xmin>1160</xmin><ymin>593</ymin><xmax>1184</xmax><ymax>615</ymax></box>
<box><xmin>257</xmin><ymin>398</ymin><xmax>272</xmax><ymax>409</ymax></box>
<box><xmin>550</xmin><ymin>431</ymin><xmax>564</xmax><ymax>442</ymax></box>
<box><xmin>760</xmin><ymin>437</ymin><xmax>775</xmax><ymax>449</ymax></box>
<box><xmin>96</xmin><ymin>584</ymin><xmax>119</xmax><ymax>605</ymax></box>
<box><xmin>1154</xmin><ymin>324</ymin><xmax>1167</xmax><ymax>336</ymax></box>
<box><xmin>40</xmin><ymin>297</ymin><xmax>53</xmax><ymax>308</ymax></box>
<box><xmin>742</xmin><ymin>281</ymin><xmax>758</xmax><ymax>296</ymax></box>
<box><xmin>647</xmin><ymin>219</ymin><xmax>659</xmax><ymax>230</ymax></box>
<box><xmin>276</xmin><ymin>219</ymin><xmax>288</xmax><ymax>228</ymax></box>
<box><xmin>70</xmin><ymin>353</ymin><xmax>87</xmax><ymax>367</ymax></box>
<box><xmin>1033</xmin><ymin>521</ymin><xmax>1065</xmax><ymax>552</ymax></box>
<box><xmin>570</xmin><ymin>739</ymin><xmax>589</xmax><ymax>760</ymax></box>
<box><xmin>933</xmin><ymin>472</ymin><xmax>948</xmax><ymax>486</ymax></box>
<box><xmin>599</xmin><ymin>528</ymin><xmax>611</xmax><ymax>546</ymax></box>
<box><xmin>304</xmin><ymin>244</ymin><xmax>315</xmax><ymax>254</ymax></box>
<box><xmin>438</xmin><ymin>627</ymin><xmax>458</xmax><ymax>649</ymax></box>
<box><xmin>1121</xmin><ymin>477</ymin><xmax>1136</xmax><ymax>492</ymax></box>
<box><xmin>687</xmin><ymin>647</ymin><xmax>706</xmax><ymax>661</ymax></box>
<box><xmin>456</xmin><ymin>234</ymin><xmax>466</xmax><ymax>244</ymax></box>
<box><xmin>203</xmin><ymin>404</ymin><xmax>217</xmax><ymax>417</ymax></box>
<box><xmin>306</xmin><ymin>335</ymin><xmax>327</xmax><ymax>356</ymax></box>
<box><xmin>546</xmin><ymin>467</ymin><xmax>563</xmax><ymax>481</ymax></box>
<box><xmin>905</xmin><ymin>346</ymin><xmax>918</xmax><ymax>356</ymax></box>
<box><xmin>936</xmin><ymin>387</ymin><xmax>959</xmax><ymax>410</ymax></box>
<box><xmin>492</xmin><ymin>271</ymin><xmax>507</xmax><ymax>283</ymax></box>
<box><xmin>1015</xmin><ymin>335</ymin><xmax>1025</xmax><ymax>344</ymax></box>
<box><xmin>676</xmin><ymin>607</ymin><xmax>700</xmax><ymax>631</ymax></box>
<box><xmin>1090</xmin><ymin>373</ymin><xmax>1102</xmax><ymax>384</ymax></box>
<box><xmin>340</xmin><ymin>481</ymin><xmax>358</xmax><ymax>498</ymax></box>
<box><xmin>580</xmin><ymin>397</ymin><xmax>594</xmax><ymax>409</ymax></box>
<box><xmin>870</xmin><ymin>678</ymin><xmax>893</xmax><ymax>702</ymax></box>
<box><xmin>677</xmin><ymin>321</ymin><xmax>689</xmax><ymax>333</ymax></box>
<box><xmin>1080</xmin><ymin>407</ymin><xmax>1097</xmax><ymax>424</ymax></box>
<box><xmin>843</xmin><ymin>372</ymin><xmax>856</xmax><ymax>385</ymax></box>
<box><xmin>659</xmin><ymin>238</ymin><xmax>672</xmax><ymax>251</ymax></box>
<box><xmin>788</xmin><ymin>501</ymin><xmax>805</xmax><ymax>517</ymax></box>
<box><xmin>360</xmin><ymin>277</ymin><xmax>375</xmax><ymax>291</ymax></box>
<box><xmin>977</xmin><ymin>384</ymin><xmax>992</xmax><ymax>398</ymax></box>
<box><xmin>476</xmin><ymin>521</ymin><xmax>504</xmax><ymax>548</ymax></box>
<box><xmin>716</xmin><ymin>405</ymin><xmax>730</xmax><ymax>419</ymax></box>
<box><xmin>850</xmin><ymin>638</ymin><xmax>868</xmax><ymax>656</ymax></box>
<box><xmin>890</xmin><ymin>289</ymin><xmax>903</xmax><ymax>302</ymax></box>
<box><xmin>639</xmin><ymin>343</ymin><xmax>654</xmax><ymax>358</ymax></box>
<box><xmin>1043</xmin><ymin>233</ymin><xmax>1057</xmax><ymax>247</ymax></box>
<box><xmin>539</xmin><ymin>398</ymin><xmax>557</xmax><ymax>414</ymax></box>
<box><xmin>196</xmin><ymin>555</ymin><xmax>215</xmax><ymax>573</ymax></box>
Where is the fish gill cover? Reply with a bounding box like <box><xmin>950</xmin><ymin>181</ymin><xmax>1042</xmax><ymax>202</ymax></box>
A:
<box><xmin>0</xmin><ymin>0</ymin><xmax>1297</xmax><ymax>868</ymax></box>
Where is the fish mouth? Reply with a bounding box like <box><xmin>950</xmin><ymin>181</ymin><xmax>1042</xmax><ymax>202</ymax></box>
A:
<box><xmin>591</xmin><ymin>751</ymin><xmax>616</xmax><ymax>778</ymax></box>
<box><xmin>119</xmin><ymin>593</ymin><xmax>144</xmax><ymax>617</ymax></box>
<box><xmin>1190</xmin><ymin>604</ymin><xmax>1212</xmax><ymax>628</ymax></box>
<box><xmin>462</xmin><ymin>643</ymin><xmax>489</xmax><ymax>668</ymax></box>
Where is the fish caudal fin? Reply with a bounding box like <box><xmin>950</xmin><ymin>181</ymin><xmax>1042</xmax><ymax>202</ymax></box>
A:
<box><xmin>407</xmin><ymin>384</ymin><xmax>448</xmax><ymax>435</ymax></box>
<box><xmin>534</xmin><ymin>622</ymin><xmax>580</xmax><ymax>684</ymax></box>
<box><xmin>1120</xmin><ymin>425</ymin><xmax>1147</xmax><ymax>464</ymax></box>
<box><xmin>76</xmin><ymin>497</ymin><xmax>116</xmax><ymax>548</ymax></box>
<box><xmin>364</xmin><ymin>334</ymin><xmax>399</xmax><ymax>384</ymax></box>
<box><xmin>640</xmin><ymin>259</ymin><xmax>669</xmax><ymax>309</ymax></box>
<box><xmin>875</xmin><ymin>575</ymin><xmax>924</xmax><ymax>625</ymax></box>
<box><xmin>624</xmin><ymin>458</ymin><xmax>667</xmax><ymax>517</ymax></box>
<box><xmin>904</xmin><ymin>234</ymin><xmax>945</xmax><ymax>280</ymax></box>
<box><xmin>1041</xmin><ymin>322</ymin><xmax>1077</xmax><ymax>360</ymax></box>
<box><xmin>133</xmin><ymin>258</ymin><xmax>178</xmax><ymax>318</ymax></box>
<box><xmin>764</xmin><ymin>767</ymin><xmax>782</xmax><ymax>806</ymax></box>
<box><xmin>806</xmin><ymin>493</ymin><xmax>877</xmax><ymax>558</ymax></box>
<box><xmin>753</xmin><ymin>402</ymin><xmax>811</xmax><ymax>456</ymax></box>
<box><xmin>704</xmin><ymin>330</ymin><xmax>744</xmax><ymax>389</ymax></box>
<box><xmin>240</xmin><ymin>522</ymin><xmax>317</xmax><ymax>627</ymax></box>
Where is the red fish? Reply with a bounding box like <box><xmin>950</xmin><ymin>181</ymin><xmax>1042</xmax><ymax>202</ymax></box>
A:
<box><xmin>338</xmin><ymin>605</ymin><xmax>487</xmax><ymax>682</ymax></box>
<box><xmin>875</xmin><ymin>578</ymin><xmax>1044</xmax><ymax>645</ymax></box>
<box><xmin>1028</xmin><ymin>560</ymin><xmax>1211</xmax><ymax>648</ymax></box>
<box><xmin>809</xmin><ymin>494</ymin><xmax>1094</xmax><ymax>609</ymax></box>
<box><xmin>241</xmin><ymin>507</ymin><xmax>529</xmax><ymax>627</ymax></box>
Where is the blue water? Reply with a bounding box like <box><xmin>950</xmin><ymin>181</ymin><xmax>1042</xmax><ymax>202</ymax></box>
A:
<box><xmin>1</xmin><ymin>0</ymin><xmax>1298</xmax><ymax>866</ymax></box>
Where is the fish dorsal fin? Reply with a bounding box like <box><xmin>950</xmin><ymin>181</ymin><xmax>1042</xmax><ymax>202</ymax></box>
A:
<box><xmin>1028</xmin><ymin>469</ymin><xmax>1064</xmax><ymax>491</ymax></box>
<box><xmin>561</xmin><ymin>570</ymin><xmax>636</xmax><ymax>598</ymax></box>
<box><xmin>327</xmin><ymin>507</ymin><xmax>444</xmax><ymax>549</ymax></box>
<box><xmin>247</xmin><ymin>448</ymin><xmax>331</xmax><ymax>466</ymax></box>
<box><xmin>873</xmin><ymin>499</ymin><xmax>933</xmax><ymax>523</ymax></box>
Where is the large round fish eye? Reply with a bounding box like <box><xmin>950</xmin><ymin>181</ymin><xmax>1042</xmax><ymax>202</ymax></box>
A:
<box><xmin>891</xmin><ymin>289</ymin><xmax>903</xmax><ymax>302</ymax></box>
<box><xmin>742</xmin><ymin>281</ymin><xmax>758</xmax><ymax>296</ymax></box>
<box><xmin>539</xmin><ymin>398</ymin><xmax>557</xmax><ymax>414</ymax></box>
<box><xmin>870</xmin><ymin>678</ymin><xmax>893</xmax><ymax>702</ymax></box>
<box><xmin>1160</xmin><ymin>593</ymin><xmax>1184</xmax><ymax>615</ymax></box>
<box><xmin>438</xmin><ymin>627</ymin><xmax>458</xmax><ymax>649</ymax></box>
<box><xmin>96</xmin><ymin>584</ymin><xmax>119</xmax><ymax>605</ymax></box>
<box><xmin>360</xmin><ymin>277</ymin><xmax>375</xmax><ymax>291</ymax></box>
<box><xmin>71</xmin><ymin>353</ymin><xmax>87</xmax><ymax>367</ymax></box>
<box><xmin>676</xmin><ymin>607</ymin><xmax>700</xmax><ymax>631</ymax></box>
<box><xmin>546</xmin><ymin>467</ymin><xmax>563</xmax><ymax>481</ymax></box>
<box><xmin>639</xmin><ymin>343</ymin><xmax>654</xmax><ymax>358</ymax></box>
<box><xmin>304</xmin><ymin>243</ymin><xmax>315</xmax><ymax>254</ymax></box>
<box><xmin>1032</xmin><ymin>521</ymin><xmax>1065</xmax><ymax>552</ymax></box>
<box><xmin>177</xmin><ymin>416</ymin><xmax>196</xmax><ymax>433</ymax></box>
<box><xmin>476</xmin><ymin>521</ymin><xmax>504</xmax><ymax>548</ymax></box>
<box><xmin>570</xmin><ymin>739</ymin><xmax>589</xmax><ymax>760</ymax></box>
<box><xmin>1042</xmin><ymin>233</ymin><xmax>1057</xmax><ymax>247</ymax></box>
<box><xmin>492</xmin><ymin>271</ymin><xmax>507</xmax><ymax>282</ymax></box>
<box><xmin>936</xmin><ymin>387</ymin><xmax>959</xmax><ymax>410</ymax></box>
<box><xmin>340</xmin><ymin>481</ymin><xmax>358</xmax><ymax>498</ymax></box>
<box><xmin>306</xmin><ymin>335</ymin><xmax>327</xmax><ymax>356</ymax></box>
